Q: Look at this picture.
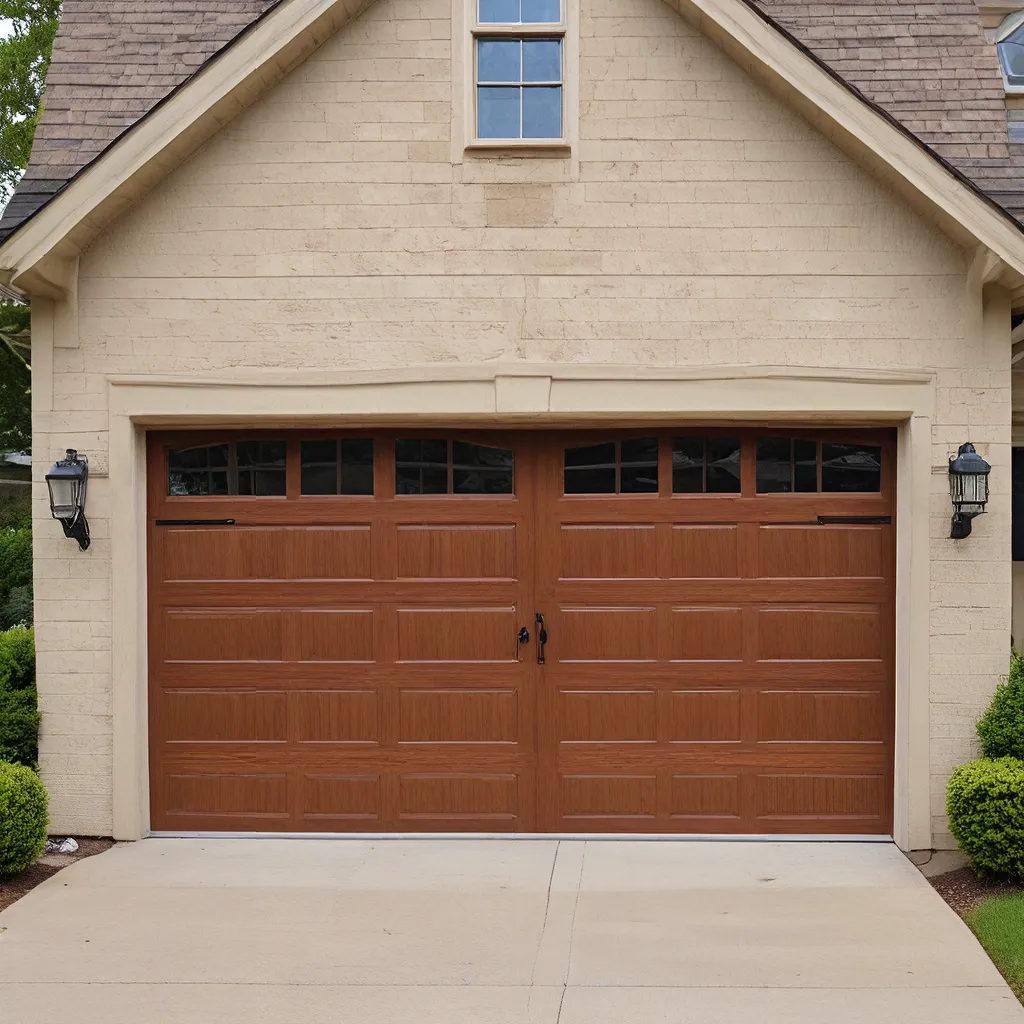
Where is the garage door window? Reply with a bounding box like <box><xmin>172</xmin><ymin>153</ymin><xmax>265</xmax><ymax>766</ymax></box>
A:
<box><xmin>756</xmin><ymin>437</ymin><xmax>882</xmax><ymax>494</ymax></box>
<box><xmin>563</xmin><ymin>437</ymin><xmax>658</xmax><ymax>494</ymax></box>
<box><xmin>395</xmin><ymin>439</ymin><xmax>514</xmax><ymax>494</ymax></box>
<box><xmin>300</xmin><ymin>438</ymin><xmax>374</xmax><ymax>495</ymax></box>
<box><xmin>672</xmin><ymin>436</ymin><xmax>741</xmax><ymax>493</ymax></box>
<box><xmin>168</xmin><ymin>440</ymin><xmax>286</xmax><ymax>496</ymax></box>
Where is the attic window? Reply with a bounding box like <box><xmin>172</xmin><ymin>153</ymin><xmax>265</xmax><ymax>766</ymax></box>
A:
<box><xmin>997</xmin><ymin>12</ymin><xmax>1024</xmax><ymax>88</ymax></box>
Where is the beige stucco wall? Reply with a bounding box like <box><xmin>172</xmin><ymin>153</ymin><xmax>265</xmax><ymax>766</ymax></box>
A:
<box><xmin>31</xmin><ymin>0</ymin><xmax>1011</xmax><ymax>845</ymax></box>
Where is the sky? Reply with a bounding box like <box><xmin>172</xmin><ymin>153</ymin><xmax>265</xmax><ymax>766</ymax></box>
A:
<box><xmin>0</xmin><ymin>18</ymin><xmax>11</xmax><ymax>37</ymax></box>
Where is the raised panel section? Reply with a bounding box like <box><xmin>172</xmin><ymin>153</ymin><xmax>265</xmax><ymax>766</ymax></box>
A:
<box><xmin>289</xmin><ymin>527</ymin><xmax>372</xmax><ymax>580</ymax></box>
<box><xmin>295</xmin><ymin>690</ymin><xmax>379</xmax><ymax>744</ymax></box>
<box><xmin>758</xmin><ymin>525</ymin><xmax>884</xmax><ymax>579</ymax></box>
<box><xmin>163</xmin><ymin>688</ymin><xmax>286</xmax><ymax>743</ymax></box>
<box><xmin>162</xmin><ymin>527</ymin><xmax>285</xmax><ymax>581</ymax></box>
<box><xmin>398</xmin><ymin>773</ymin><xmax>518</xmax><ymax>820</ymax></box>
<box><xmin>561</xmin><ymin>775</ymin><xmax>657</xmax><ymax>819</ymax></box>
<box><xmin>758</xmin><ymin>607</ymin><xmax>883</xmax><ymax>661</ymax></box>
<box><xmin>755</xmin><ymin>773</ymin><xmax>886</xmax><ymax>820</ymax></box>
<box><xmin>161</xmin><ymin>526</ymin><xmax>371</xmax><ymax>581</ymax></box>
<box><xmin>557</xmin><ymin>607</ymin><xmax>657</xmax><ymax>662</ymax></box>
<box><xmin>669</xmin><ymin>690</ymin><xmax>741</xmax><ymax>743</ymax></box>
<box><xmin>396</xmin><ymin>607</ymin><xmax>517</xmax><ymax>662</ymax></box>
<box><xmin>560</xmin><ymin>524</ymin><xmax>657</xmax><ymax>579</ymax></box>
<box><xmin>758</xmin><ymin>690</ymin><xmax>885</xmax><ymax>744</ymax></box>
<box><xmin>398</xmin><ymin>688</ymin><xmax>518</xmax><ymax>744</ymax></box>
<box><xmin>397</xmin><ymin>525</ymin><xmax>516</xmax><ymax>580</ymax></box>
<box><xmin>163</xmin><ymin>610</ymin><xmax>282</xmax><ymax>662</ymax></box>
<box><xmin>303</xmin><ymin>774</ymin><xmax>380</xmax><ymax>821</ymax></box>
<box><xmin>165</xmin><ymin>773</ymin><xmax>289</xmax><ymax>818</ymax></box>
<box><xmin>670</xmin><ymin>774</ymin><xmax>741</xmax><ymax>819</ymax></box>
<box><xmin>298</xmin><ymin>610</ymin><xmax>374</xmax><ymax>662</ymax></box>
<box><xmin>561</xmin><ymin>690</ymin><xmax>657</xmax><ymax>743</ymax></box>
<box><xmin>669</xmin><ymin>607</ymin><xmax>744</xmax><ymax>662</ymax></box>
<box><xmin>670</xmin><ymin>525</ymin><xmax>739</xmax><ymax>579</ymax></box>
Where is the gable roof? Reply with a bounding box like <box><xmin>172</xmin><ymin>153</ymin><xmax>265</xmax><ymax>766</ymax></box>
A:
<box><xmin>0</xmin><ymin>0</ymin><xmax>279</xmax><ymax>242</ymax></box>
<box><xmin>2</xmin><ymin>0</ymin><xmax>1024</xmax><ymax>297</ymax></box>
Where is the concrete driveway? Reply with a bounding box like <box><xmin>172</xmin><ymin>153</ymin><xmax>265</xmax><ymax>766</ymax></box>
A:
<box><xmin>0</xmin><ymin>839</ymin><xmax>1021</xmax><ymax>1024</ymax></box>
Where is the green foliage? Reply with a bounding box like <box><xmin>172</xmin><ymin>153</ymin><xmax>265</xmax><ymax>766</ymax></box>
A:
<box><xmin>0</xmin><ymin>625</ymin><xmax>36</xmax><ymax>767</ymax></box>
<box><xmin>0</xmin><ymin>0</ymin><xmax>61</xmax><ymax>198</ymax></box>
<box><xmin>0</xmin><ymin>300</ymin><xmax>30</xmax><ymax>453</ymax></box>
<box><xmin>947</xmin><ymin>758</ymin><xmax>1024</xmax><ymax>880</ymax></box>
<box><xmin>967</xmin><ymin>892</ymin><xmax>1024</xmax><ymax>1003</ymax></box>
<box><xmin>978</xmin><ymin>650</ymin><xmax>1024</xmax><ymax>761</ymax></box>
<box><xmin>0</xmin><ymin>760</ymin><xmax>47</xmax><ymax>877</ymax></box>
<box><xmin>0</xmin><ymin>517</ymin><xmax>31</xmax><ymax>628</ymax></box>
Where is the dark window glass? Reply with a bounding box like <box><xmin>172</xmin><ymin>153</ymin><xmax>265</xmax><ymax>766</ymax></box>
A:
<box><xmin>564</xmin><ymin>437</ymin><xmax>657</xmax><ymax>494</ymax></box>
<box><xmin>396</xmin><ymin>439</ymin><xmax>513</xmax><ymax>495</ymax></box>
<box><xmin>794</xmin><ymin>439</ymin><xmax>818</xmax><ymax>493</ymax></box>
<box><xmin>340</xmin><ymin>438</ymin><xmax>374</xmax><ymax>495</ymax></box>
<box><xmin>565</xmin><ymin>442</ymin><xmax>615</xmax><ymax>468</ymax></box>
<box><xmin>452</xmin><ymin>441</ymin><xmax>514</xmax><ymax>494</ymax></box>
<box><xmin>301</xmin><ymin>438</ymin><xmax>374</xmax><ymax>495</ymax></box>
<box><xmin>564</xmin><ymin>467</ymin><xmax>616</xmax><ymax>493</ymax></box>
<box><xmin>235</xmin><ymin>440</ymin><xmax>286</xmax><ymax>496</ymax></box>
<box><xmin>301</xmin><ymin>440</ymin><xmax>337</xmax><ymax>495</ymax></box>
<box><xmin>821</xmin><ymin>442</ymin><xmax>882</xmax><ymax>493</ymax></box>
<box><xmin>706</xmin><ymin>437</ymin><xmax>741</xmax><ymax>493</ymax></box>
<box><xmin>621</xmin><ymin>465</ymin><xmax>658</xmax><ymax>493</ymax></box>
<box><xmin>168</xmin><ymin>443</ymin><xmax>230</xmax><ymax>496</ymax></box>
<box><xmin>396</xmin><ymin>438</ymin><xmax>449</xmax><ymax>495</ymax></box>
<box><xmin>673</xmin><ymin>436</ymin><xmax>741</xmax><ymax>494</ymax></box>
<box><xmin>756</xmin><ymin>436</ymin><xmax>794</xmax><ymax>493</ymax></box>
<box><xmin>672</xmin><ymin>436</ymin><xmax>704</xmax><ymax>493</ymax></box>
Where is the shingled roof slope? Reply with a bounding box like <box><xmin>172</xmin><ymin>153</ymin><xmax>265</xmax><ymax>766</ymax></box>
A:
<box><xmin>2</xmin><ymin>0</ymin><xmax>1024</xmax><ymax>242</ymax></box>
<box><xmin>0</xmin><ymin>0</ymin><xmax>279</xmax><ymax>242</ymax></box>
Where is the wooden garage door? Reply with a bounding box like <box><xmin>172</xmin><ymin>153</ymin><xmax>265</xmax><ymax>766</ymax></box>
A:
<box><xmin>147</xmin><ymin>428</ymin><xmax>894</xmax><ymax>834</ymax></box>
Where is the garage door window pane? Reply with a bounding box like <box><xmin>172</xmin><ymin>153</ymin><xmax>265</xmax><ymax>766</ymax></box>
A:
<box><xmin>236</xmin><ymin>440</ymin><xmax>287</xmax><ymax>496</ymax></box>
<box><xmin>821</xmin><ymin>442</ymin><xmax>882</xmax><ymax>492</ymax></box>
<box><xmin>794</xmin><ymin>439</ymin><xmax>817</xmax><ymax>493</ymax></box>
<box><xmin>453</xmin><ymin>441</ymin><xmax>514</xmax><ymax>494</ymax></box>
<box><xmin>301</xmin><ymin>438</ymin><xmax>374</xmax><ymax>495</ymax></box>
<box><xmin>564</xmin><ymin>438</ymin><xmax>657</xmax><ymax>494</ymax></box>
<box><xmin>168</xmin><ymin>443</ymin><xmax>229</xmax><ymax>496</ymax></box>
<box><xmin>396</xmin><ymin>437</ymin><xmax>449</xmax><ymax>494</ymax></box>
<box><xmin>673</xmin><ymin>436</ymin><xmax>741</xmax><ymax>494</ymax></box>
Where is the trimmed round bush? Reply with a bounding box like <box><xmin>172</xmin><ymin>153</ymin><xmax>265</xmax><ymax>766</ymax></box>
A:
<box><xmin>947</xmin><ymin>757</ymin><xmax>1024</xmax><ymax>879</ymax></box>
<box><xmin>0</xmin><ymin>761</ymin><xmax>48</xmax><ymax>877</ymax></box>
<box><xmin>977</xmin><ymin>650</ymin><xmax>1024</xmax><ymax>760</ymax></box>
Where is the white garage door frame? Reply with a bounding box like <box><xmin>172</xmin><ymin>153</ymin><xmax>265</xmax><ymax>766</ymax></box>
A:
<box><xmin>107</xmin><ymin>363</ymin><xmax>935</xmax><ymax>849</ymax></box>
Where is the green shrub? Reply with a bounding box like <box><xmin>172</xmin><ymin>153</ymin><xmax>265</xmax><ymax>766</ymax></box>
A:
<box><xmin>978</xmin><ymin>650</ymin><xmax>1024</xmax><ymax>760</ymax></box>
<box><xmin>0</xmin><ymin>762</ymin><xmax>48</xmax><ymax>877</ymax></box>
<box><xmin>0</xmin><ymin>520</ymin><xmax>31</xmax><ymax>629</ymax></box>
<box><xmin>947</xmin><ymin>757</ymin><xmax>1024</xmax><ymax>879</ymax></box>
<box><xmin>0</xmin><ymin>626</ymin><xmax>37</xmax><ymax>767</ymax></box>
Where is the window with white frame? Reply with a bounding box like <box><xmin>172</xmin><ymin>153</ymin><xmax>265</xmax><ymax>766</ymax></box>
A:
<box><xmin>474</xmin><ymin>0</ymin><xmax>564</xmax><ymax>141</ymax></box>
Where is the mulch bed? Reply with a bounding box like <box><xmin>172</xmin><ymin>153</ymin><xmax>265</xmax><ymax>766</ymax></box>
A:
<box><xmin>0</xmin><ymin>838</ymin><xmax>115</xmax><ymax>914</ymax></box>
<box><xmin>930</xmin><ymin>867</ymin><xmax>1024</xmax><ymax>917</ymax></box>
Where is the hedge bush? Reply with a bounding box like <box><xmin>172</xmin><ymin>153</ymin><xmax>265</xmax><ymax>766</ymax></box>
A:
<box><xmin>0</xmin><ymin>626</ymin><xmax>37</xmax><ymax>767</ymax></box>
<box><xmin>0</xmin><ymin>519</ymin><xmax>31</xmax><ymax>629</ymax></box>
<box><xmin>978</xmin><ymin>650</ymin><xmax>1024</xmax><ymax>761</ymax></box>
<box><xmin>0</xmin><ymin>761</ymin><xmax>48</xmax><ymax>877</ymax></box>
<box><xmin>947</xmin><ymin>757</ymin><xmax>1024</xmax><ymax>880</ymax></box>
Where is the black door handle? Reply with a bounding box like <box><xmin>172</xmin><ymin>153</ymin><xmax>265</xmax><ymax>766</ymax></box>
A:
<box><xmin>535</xmin><ymin>613</ymin><xmax>547</xmax><ymax>665</ymax></box>
<box><xmin>516</xmin><ymin>626</ymin><xmax>530</xmax><ymax>660</ymax></box>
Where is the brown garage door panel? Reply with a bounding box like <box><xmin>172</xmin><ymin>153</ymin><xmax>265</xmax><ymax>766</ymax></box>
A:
<box><xmin>148</xmin><ymin>428</ymin><xmax>895</xmax><ymax>834</ymax></box>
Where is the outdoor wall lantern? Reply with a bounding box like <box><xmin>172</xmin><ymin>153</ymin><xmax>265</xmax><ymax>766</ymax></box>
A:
<box><xmin>45</xmin><ymin>449</ymin><xmax>90</xmax><ymax>550</ymax></box>
<box><xmin>948</xmin><ymin>442</ymin><xmax>991</xmax><ymax>540</ymax></box>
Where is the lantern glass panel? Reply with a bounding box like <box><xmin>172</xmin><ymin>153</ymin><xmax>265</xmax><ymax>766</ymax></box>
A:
<box><xmin>48</xmin><ymin>477</ymin><xmax>77</xmax><ymax>518</ymax></box>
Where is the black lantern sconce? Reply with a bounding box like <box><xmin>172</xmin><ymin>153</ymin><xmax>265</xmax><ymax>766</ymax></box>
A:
<box><xmin>948</xmin><ymin>442</ymin><xmax>991</xmax><ymax>540</ymax></box>
<box><xmin>45</xmin><ymin>449</ymin><xmax>90</xmax><ymax>550</ymax></box>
